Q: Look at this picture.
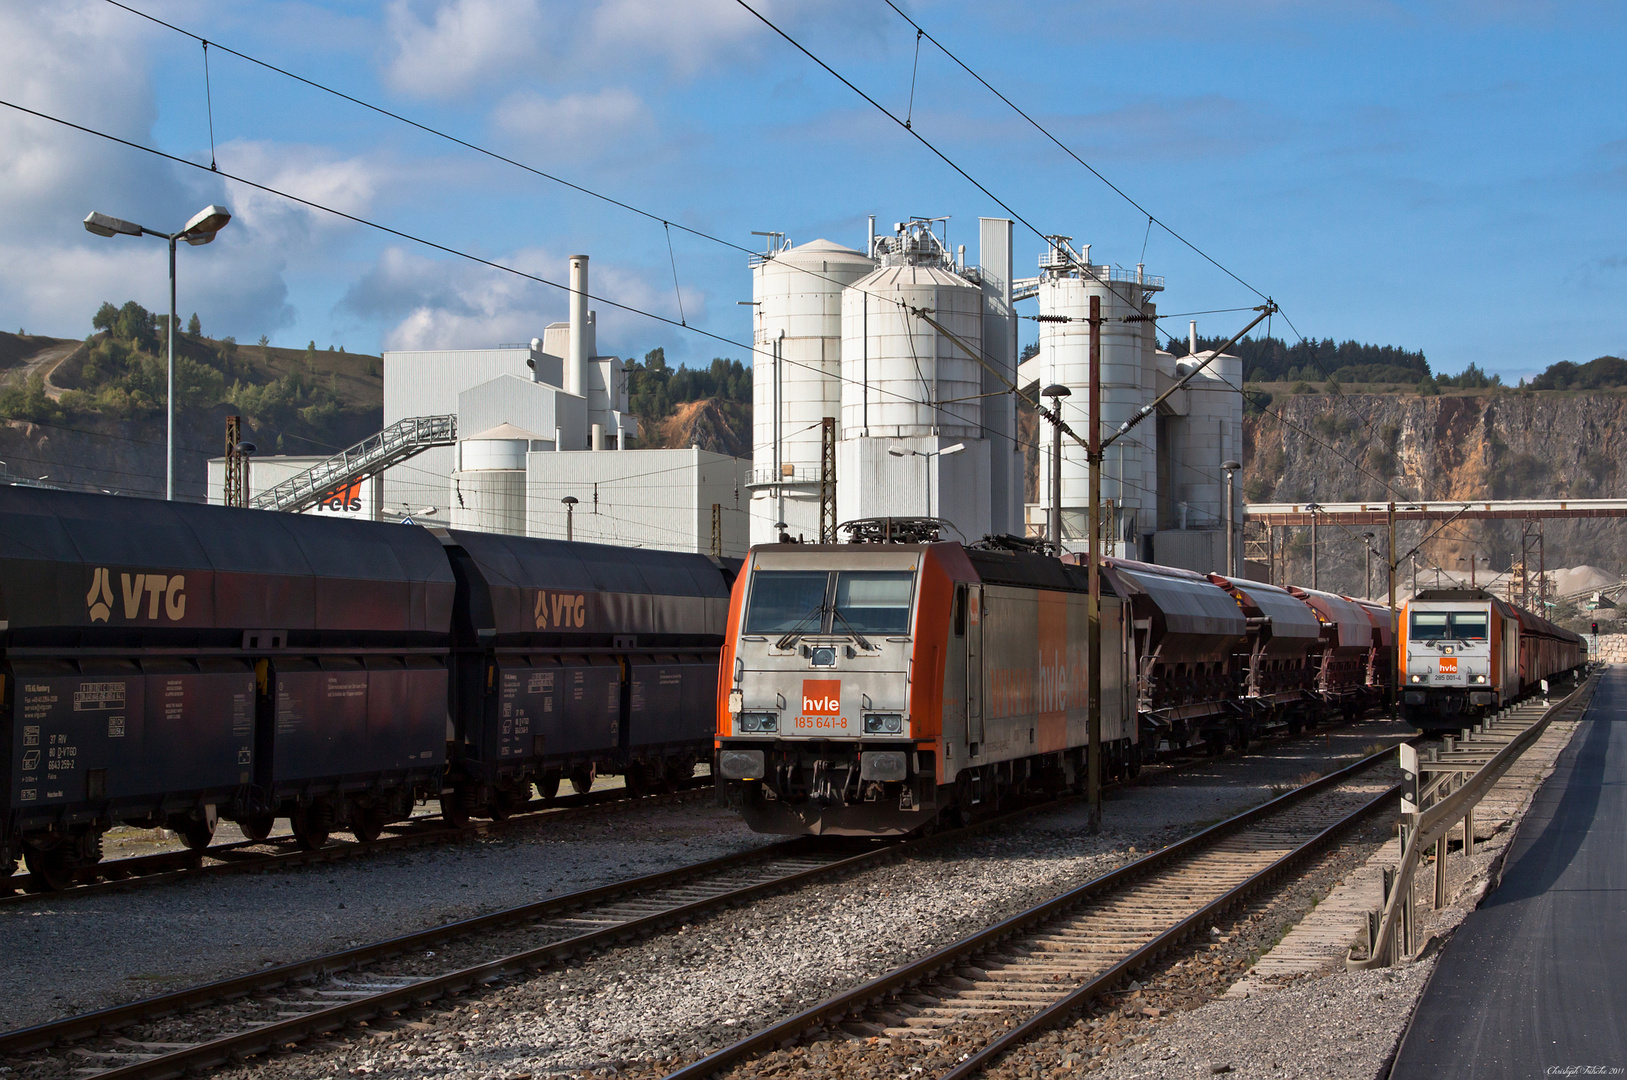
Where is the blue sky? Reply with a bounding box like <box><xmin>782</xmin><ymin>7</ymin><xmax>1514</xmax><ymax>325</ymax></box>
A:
<box><xmin>2</xmin><ymin>0</ymin><xmax>1622</xmax><ymax>381</ymax></box>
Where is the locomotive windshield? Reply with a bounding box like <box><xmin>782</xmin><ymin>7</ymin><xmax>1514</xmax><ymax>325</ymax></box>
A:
<box><xmin>744</xmin><ymin>569</ymin><xmax>916</xmax><ymax>636</ymax></box>
<box><xmin>1411</xmin><ymin>610</ymin><xmax>1489</xmax><ymax>641</ymax></box>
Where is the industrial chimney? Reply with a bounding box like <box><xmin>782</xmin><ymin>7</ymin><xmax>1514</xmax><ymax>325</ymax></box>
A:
<box><xmin>569</xmin><ymin>255</ymin><xmax>590</xmax><ymax>397</ymax></box>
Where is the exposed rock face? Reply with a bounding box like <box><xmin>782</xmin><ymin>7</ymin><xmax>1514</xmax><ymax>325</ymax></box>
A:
<box><xmin>650</xmin><ymin>398</ymin><xmax>749</xmax><ymax>458</ymax></box>
<box><xmin>1244</xmin><ymin>391</ymin><xmax>1627</xmax><ymax>599</ymax></box>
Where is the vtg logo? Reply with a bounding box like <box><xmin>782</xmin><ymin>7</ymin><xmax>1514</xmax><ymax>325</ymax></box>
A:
<box><xmin>801</xmin><ymin>680</ymin><xmax>841</xmax><ymax>715</ymax></box>
<box><xmin>86</xmin><ymin>567</ymin><xmax>186</xmax><ymax>624</ymax></box>
<box><xmin>534</xmin><ymin>591</ymin><xmax>587</xmax><ymax>629</ymax></box>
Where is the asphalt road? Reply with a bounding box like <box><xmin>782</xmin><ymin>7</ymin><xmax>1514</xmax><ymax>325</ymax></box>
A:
<box><xmin>1391</xmin><ymin>668</ymin><xmax>1627</xmax><ymax>1079</ymax></box>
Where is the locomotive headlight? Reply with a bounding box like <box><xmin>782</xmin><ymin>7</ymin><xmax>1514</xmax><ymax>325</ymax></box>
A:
<box><xmin>864</xmin><ymin>713</ymin><xmax>904</xmax><ymax>734</ymax></box>
<box><xmin>1475</xmin><ymin>674</ymin><xmax>1487</xmax><ymax>684</ymax></box>
<box><xmin>738</xmin><ymin>712</ymin><xmax>778</xmax><ymax>733</ymax></box>
<box><xmin>1410</xmin><ymin>674</ymin><xmax>1423</xmax><ymax>683</ymax></box>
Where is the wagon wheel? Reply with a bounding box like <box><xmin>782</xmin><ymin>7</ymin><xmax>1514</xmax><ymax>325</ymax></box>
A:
<box><xmin>291</xmin><ymin>799</ymin><xmax>334</xmax><ymax>850</ymax></box>
<box><xmin>537</xmin><ymin>771</ymin><xmax>562</xmax><ymax>803</ymax></box>
<box><xmin>569</xmin><ymin>764</ymin><xmax>596</xmax><ymax>796</ymax></box>
<box><xmin>169</xmin><ymin>814</ymin><xmax>216</xmax><ymax>852</ymax></box>
<box><xmin>351</xmin><ymin>806</ymin><xmax>387</xmax><ymax>843</ymax></box>
<box><xmin>239</xmin><ymin>813</ymin><xmax>277</xmax><ymax>842</ymax></box>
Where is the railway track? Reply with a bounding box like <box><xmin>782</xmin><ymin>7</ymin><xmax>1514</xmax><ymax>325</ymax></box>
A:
<box><xmin>665</xmin><ymin>746</ymin><xmax>1400</xmax><ymax>1080</ymax></box>
<box><xmin>0</xmin><ymin>715</ymin><xmax>1393</xmax><ymax>1080</ymax></box>
<box><xmin>2</xmin><ymin>780</ymin><xmax>712</xmax><ymax>904</ymax></box>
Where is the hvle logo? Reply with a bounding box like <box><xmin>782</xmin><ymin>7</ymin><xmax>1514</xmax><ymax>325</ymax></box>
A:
<box><xmin>1439</xmin><ymin>656</ymin><xmax>1458</xmax><ymax>674</ymax></box>
<box><xmin>802</xmin><ymin>679</ymin><xmax>841</xmax><ymax>715</ymax></box>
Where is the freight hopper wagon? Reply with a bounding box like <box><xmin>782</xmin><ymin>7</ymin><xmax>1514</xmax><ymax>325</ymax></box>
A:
<box><xmin>1289</xmin><ymin>587</ymin><xmax>1384</xmax><ymax>721</ymax></box>
<box><xmin>1400</xmin><ymin>587</ymin><xmax>1584</xmax><ymax>732</ymax></box>
<box><xmin>1092</xmin><ymin>558</ymin><xmax>1248</xmax><ymax>757</ymax></box>
<box><xmin>1206</xmin><ymin>574</ymin><xmax>1322</xmax><ymax>737</ymax></box>
<box><xmin>0</xmin><ymin>487</ymin><xmax>453</xmax><ymax>888</ymax></box>
<box><xmin>439</xmin><ymin>531</ymin><xmax>732</xmax><ymax>822</ymax></box>
<box><xmin>715</xmin><ymin>541</ymin><xmax>1133</xmax><ymax>836</ymax></box>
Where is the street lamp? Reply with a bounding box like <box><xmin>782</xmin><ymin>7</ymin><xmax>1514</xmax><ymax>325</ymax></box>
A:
<box><xmin>84</xmin><ymin>204</ymin><xmax>232</xmax><ymax>500</ymax></box>
<box><xmin>562</xmin><ymin>496</ymin><xmax>579</xmax><ymax>542</ymax></box>
<box><xmin>1221</xmin><ymin>459</ymin><xmax>1241</xmax><ymax>577</ymax></box>
<box><xmin>1043</xmin><ymin>385</ymin><xmax>1072</xmax><ymax>551</ymax></box>
<box><xmin>1304</xmin><ymin>501</ymin><xmax>1322</xmax><ymax>590</ymax></box>
<box><xmin>887</xmin><ymin>442</ymin><xmax>965</xmax><ymax>520</ymax></box>
<box><xmin>236</xmin><ymin>441</ymin><xmax>257</xmax><ymax>505</ymax></box>
<box><xmin>1363</xmin><ymin>532</ymin><xmax>1376</xmax><ymax>599</ymax></box>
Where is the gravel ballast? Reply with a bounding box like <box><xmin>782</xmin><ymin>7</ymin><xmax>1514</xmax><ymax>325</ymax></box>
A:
<box><xmin>142</xmin><ymin>719</ymin><xmax>1417</xmax><ymax>1080</ymax></box>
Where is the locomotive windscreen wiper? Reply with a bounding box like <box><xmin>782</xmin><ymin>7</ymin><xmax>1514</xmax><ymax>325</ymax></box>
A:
<box><xmin>829</xmin><ymin>606</ymin><xmax>874</xmax><ymax>650</ymax></box>
<box><xmin>776</xmin><ymin>602</ymin><xmax>828</xmax><ymax>650</ymax></box>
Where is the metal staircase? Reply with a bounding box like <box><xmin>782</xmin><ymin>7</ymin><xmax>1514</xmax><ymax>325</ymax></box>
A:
<box><xmin>250</xmin><ymin>415</ymin><xmax>457</xmax><ymax>514</ymax></box>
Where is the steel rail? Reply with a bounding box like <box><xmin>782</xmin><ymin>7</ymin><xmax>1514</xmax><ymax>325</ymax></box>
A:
<box><xmin>2</xmin><ymin>781</ymin><xmax>711</xmax><ymax>903</ymax></box>
<box><xmin>3</xmin><ymin>762</ymin><xmax>1158</xmax><ymax>1076</ymax></box>
<box><xmin>663</xmin><ymin>746</ymin><xmax>1398</xmax><ymax>1080</ymax></box>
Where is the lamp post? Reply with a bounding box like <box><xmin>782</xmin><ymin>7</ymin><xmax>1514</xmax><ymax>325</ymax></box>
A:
<box><xmin>1043</xmin><ymin>385</ymin><xmax>1072</xmax><ymax>552</ymax></box>
<box><xmin>562</xmin><ymin>496</ymin><xmax>579</xmax><ymax>542</ymax></box>
<box><xmin>84</xmin><ymin>205</ymin><xmax>232</xmax><ymax>500</ymax></box>
<box><xmin>887</xmin><ymin>442</ymin><xmax>965</xmax><ymax>520</ymax></box>
<box><xmin>1222</xmin><ymin>459</ymin><xmax>1241</xmax><ymax>577</ymax></box>
<box><xmin>1305</xmin><ymin>502</ymin><xmax>1322</xmax><ymax>589</ymax></box>
<box><xmin>1363</xmin><ymin>532</ymin><xmax>1376</xmax><ymax>599</ymax></box>
<box><xmin>236</xmin><ymin>441</ymin><xmax>256</xmax><ymax>506</ymax></box>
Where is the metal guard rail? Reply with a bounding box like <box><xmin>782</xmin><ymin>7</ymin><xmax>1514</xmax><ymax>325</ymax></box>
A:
<box><xmin>1348</xmin><ymin>675</ymin><xmax>1595</xmax><ymax>969</ymax></box>
<box><xmin>248</xmin><ymin>415</ymin><xmax>456</xmax><ymax>514</ymax></box>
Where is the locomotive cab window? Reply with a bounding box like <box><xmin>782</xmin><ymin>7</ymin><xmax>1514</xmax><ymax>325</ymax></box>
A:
<box><xmin>833</xmin><ymin>571</ymin><xmax>915</xmax><ymax>635</ymax></box>
<box><xmin>1411</xmin><ymin>610</ymin><xmax>1489</xmax><ymax>641</ymax></box>
<box><xmin>744</xmin><ymin>571</ymin><xmax>831</xmax><ymax>634</ymax></box>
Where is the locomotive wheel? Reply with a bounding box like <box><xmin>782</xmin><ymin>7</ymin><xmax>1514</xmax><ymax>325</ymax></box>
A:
<box><xmin>240</xmin><ymin>814</ymin><xmax>276</xmax><ymax>843</ymax></box>
<box><xmin>952</xmin><ymin>774</ymin><xmax>976</xmax><ymax>828</ymax></box>
<box><xmin>537</xmin><ymin>772</ymin><xmax>562</xmax><ymax>803</ymax></box>
<box><xmin>569</xmin><ymin>765</ymin><xmax>596</xmax><ymax>796</ymax></box>
<box><xmin>291</xmin><ymin>799</ymin><xmax>334</xmax><ymax>851</ymax></box>
<box><xmin>351</xmin><ymin>807</ymin><xmax>386</xmax><ymax>843</ymax></box>
<box><xmin>170</xmin><ymin>814</ymin><xmax>216</xmax><ymax>852</ymax></box>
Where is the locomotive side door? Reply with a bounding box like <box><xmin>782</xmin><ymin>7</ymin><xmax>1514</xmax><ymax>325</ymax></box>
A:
<box><xmin>966</xmin><ymin>585</ymin><xmax>984</xmax><ymax>747</ymax></box>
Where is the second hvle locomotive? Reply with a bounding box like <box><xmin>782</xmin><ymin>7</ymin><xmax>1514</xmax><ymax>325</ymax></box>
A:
<box><xmin>716</xmin><ymin>540</ymin><xmax>1134</xmax><ymax>836</ymax></box>
<box><xmin>1400</xmin><ymin>587</ymin><xmax>1584</xmax><ymax>731</ymax></box>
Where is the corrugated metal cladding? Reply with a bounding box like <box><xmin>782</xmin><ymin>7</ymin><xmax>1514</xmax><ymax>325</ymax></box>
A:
<box><xmin>523</xmin><ymin>447</ymin><xmax>750</xmax><ymax>557</ymax></box>
<box><xmin>448</xmin><ymin>528</ymin><xmax>730</xmax><ymax>641</ymax></box>
<box><xmin>383</xmin><ymin>347</ymin><xmax>535</xmax><ymax>516</ymax></box>
<box><xmin>0</xmin><ymin>487</ymin><xmax>454</xmax><ymax>633</ymax></box>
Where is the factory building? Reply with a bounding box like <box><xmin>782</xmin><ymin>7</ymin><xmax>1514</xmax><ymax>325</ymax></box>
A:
<box><xmin>380</xmin><ymin>254</ymin><xmax>749</xmax><ymax>556</ymax></box>
<box><xmin>747</xmin><ymin>218</ymin><xmax>1021</xmax><ymax>545</ymax></box>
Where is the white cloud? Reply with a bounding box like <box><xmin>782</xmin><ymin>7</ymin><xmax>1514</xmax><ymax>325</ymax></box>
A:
<box><xmin>382</xmin><ymin>0</ymin><xmax>550</xmax><ymax>98</ymax></box>
<box><xmin>380</xmin><ymin>0</ymin><xmax>856</xmax><ymax>100</ymax></box>
<box><xmin>492</xmin><ymin>87</ymin><xmax>653</xmax><ymax>158</ymax></box>
<box><xmin>344</xmin><ymin>244</ymin><xmax>697</xmax><ymax>354</ymax></box>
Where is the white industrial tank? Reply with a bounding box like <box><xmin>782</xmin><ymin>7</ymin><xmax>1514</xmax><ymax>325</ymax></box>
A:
<box><xmin>449</xmin><ymin>423</ymin><xmax>534</xmax><ymax>535</ymax></box>
<box><xmin>840</xmin><ymin>220</ymin><xmax>983</xmax><ymax>440</ymax></box>
<box><xmin>1033</xmin><ymin>237</ymin><xmax>1163</xmax><ymax>554</ymax></box>
<box><xmin>749</xmin><ymin>237</ymin><xmax>875</xmax><ymax>543</ymax></box>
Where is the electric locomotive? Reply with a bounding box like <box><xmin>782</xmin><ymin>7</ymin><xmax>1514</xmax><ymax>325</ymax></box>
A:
<box><xmin>714</xmin><ymin>531</ymin><xmax>1134</xmax><ymax>836</ymax></box>
<box><xmin>1399</xmin><ymin>587</ymin><xmax>1584</xmax><ymax>731</ymax></box>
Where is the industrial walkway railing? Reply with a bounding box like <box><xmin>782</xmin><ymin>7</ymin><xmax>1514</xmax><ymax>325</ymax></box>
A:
<box><xmin>249</xmin><ymin>415</ymin><xmax>457</xmax><ymax>514</ymax></box>
<box><xmin>1348</xmin><ymin>675</ymin><xmax>1596</xmax><ymax>968</ymax></box>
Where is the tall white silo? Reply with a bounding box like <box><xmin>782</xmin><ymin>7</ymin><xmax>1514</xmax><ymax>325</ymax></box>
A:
<box><xmin>838</xmin><ymin>219</ymin><xmax>992</xmax><ymax>537</ymax></box>
<box><xmin>450</xmin><ymin>424</ymin><xmax>532</xmax><ymax>535</ymax></box>
<box><xmin>749</xmin><ymin>237</ymin><xmax>875</xmax><ymax>545</ymax></box>
<box><xmin>1032</xmin><ymin>237</ymin><xmax>1163</xmax><ymax>557</ymax></box>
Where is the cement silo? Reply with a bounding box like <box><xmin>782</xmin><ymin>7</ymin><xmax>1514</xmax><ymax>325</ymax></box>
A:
<box><xmin>748</xmin><ymin>237</ymin><xmax>875</xmax><ymax>544</ymax></box>
<box><xmin>450</xmin><ymin>423</ymin><xmax>534</xmax><ymax>535</ymax></box>
<box><xmin>837</xmin><ymin>219</ymin><xmax>992</xmax><ymax>537</ymax></box>
<box><xmin>1032</xmin><ymin>237</ymin><xmax>1163</xmax><ymax>557</ymax></box>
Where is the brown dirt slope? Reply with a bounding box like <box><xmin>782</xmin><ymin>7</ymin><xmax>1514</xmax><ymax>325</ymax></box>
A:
<box><xmin>653</xmin><ymin>398</ymin><xmax>749</xmax><ymax>457</ymax></box>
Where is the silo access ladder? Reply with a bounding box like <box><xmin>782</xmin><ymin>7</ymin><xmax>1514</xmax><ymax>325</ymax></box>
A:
<box><xmin>249</xmin><ymin>414</ymin><xmax>457</xmax><ymax>514</ymax></box>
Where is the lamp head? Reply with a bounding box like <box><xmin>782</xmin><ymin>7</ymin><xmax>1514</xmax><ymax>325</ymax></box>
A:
<box><xmin>939</xmin><ymin>442</ymin><xmax>966</xmax><ymax>458</ymax></box>
<box><xmin>561</xmin><ymin>496</ymin><xmax>579</xmax><ymax>506</ymax></box>
<box><xmin>1042</xmin><ymin>384</ymin><xmax>1071</xmax><ymax>399</ymax></box>
<box><xmin>235</xmin><ymin>441</ymin><xmax>257</xmax><ymax>455</ymax></box>
<box><xmin>181</xmin><ymin>204</ymin><xmax>232</xmax><ymax>245</ymax></box>
<box><xmin>887</xmin><ymin>446</ymin><xmax>910</xmax><ymax>458</ymax></box>
<box><xmin>1222</xmin><ymin>459</ymin><xmax>1241</xmax><ymax>472</ymax></box>
<box><xmin>83</xmin><ymin>211</ymin><xmax>142</xmax><ymax>238</ymax></box>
